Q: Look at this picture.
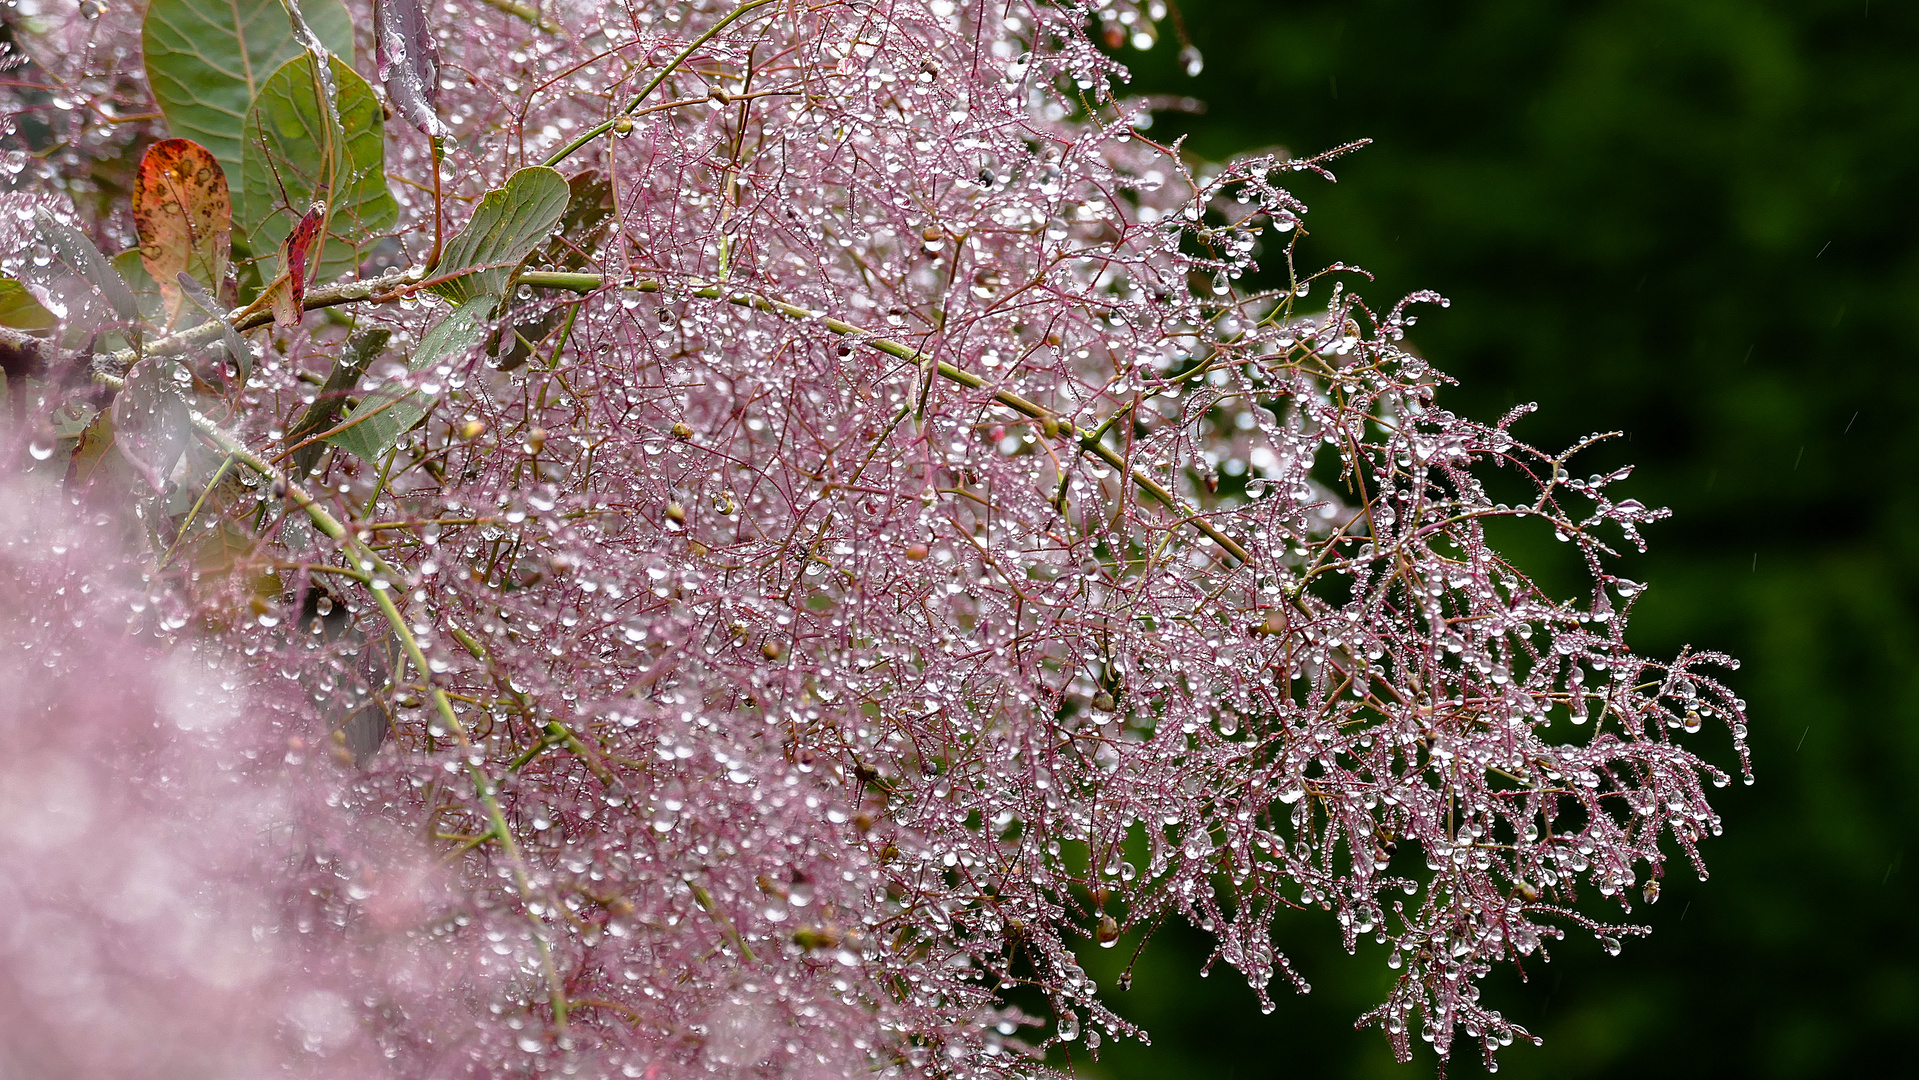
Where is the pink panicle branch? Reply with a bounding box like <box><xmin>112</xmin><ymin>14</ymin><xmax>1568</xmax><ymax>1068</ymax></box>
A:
<box><xmin>0</xmin><ymin>0</ymin><xmax>1747</xmax><ymax>1075</ymax></box>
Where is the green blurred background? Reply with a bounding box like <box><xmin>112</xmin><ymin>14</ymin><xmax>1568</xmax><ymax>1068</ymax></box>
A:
<box><xmin>1075</xmin><ymin>1</ymin><xmax>1918</xmax><ymax>1076</ymax></box>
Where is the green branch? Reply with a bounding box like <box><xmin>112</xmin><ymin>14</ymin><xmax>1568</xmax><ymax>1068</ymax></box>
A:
<box><xmin>478</xmin><ymin>0</ymin><xmax>562</xmax><ymax>33</ymax></box>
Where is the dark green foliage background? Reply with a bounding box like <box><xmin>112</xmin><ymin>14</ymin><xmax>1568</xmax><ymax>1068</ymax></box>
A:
<box><xmin>1074</xmin><ymin>2</ymin><xmax>1918</xmax><ymax>1076</ymax></box>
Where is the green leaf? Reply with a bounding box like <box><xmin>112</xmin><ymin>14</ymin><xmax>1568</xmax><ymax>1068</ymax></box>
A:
<box><xmin>325</xmin><ymin>298</ymin><xmax>491</xmax><ymax>462</ymax></box>
<box><xmin>0</xmin><ymin>277</ymin><xmax>59</xmax><ymax>335</ymax></box>
<box><xmin>174</xmin><ymin>271</ymin><xmax>255</xmax><ymax>384</ymax></box>
<box><xmin>0</xmin><ymin>276</ymin><xmax>57</xmax><ymax>396</ymax></box>
<box><xmin>429</xmin><ymin>167</ymin><xmax>571</xmax><ymax>310</ymax></box>
<box><xmin>285</xmin><ymin>328</ymin><xmax>389</xmax><ymax>476</ymax></box>
<box><xmin>112</xmin><ymin>356</ymin><xmax>192</xmax><ymax>492</ymax></box>
<box><xmin>142</xmin><ymin>0</ymin><xmax>353</xmax><ymax>179</ymax></box>
<box><xmin>65</xmin><ymin>408</ymin><xmax>129</xmax><ymax>492</ymax></box>
<box><xmin>541</xmin><ymin>170</ymin><xmax>616</xmax><ymax>271</ymax></box>
<box><xmin>111</xmin><ymin>250</ymin><xmax>169</xmax><ymax>325</ymax></box>
<box><xmin>240</xmin><ymin>52</ymin><xmax>398</xmax><ymax>285</ymax></box>
<box><xmin>35</xmin><ymin>209</ymin><xmax>139</xmax><ymax>326</ymax></box>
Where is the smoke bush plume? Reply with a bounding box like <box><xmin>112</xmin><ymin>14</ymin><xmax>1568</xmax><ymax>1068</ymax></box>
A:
<box><xmin>0</xmin><ymin>0</ymin><xmax>1747</xmax><ymax>1074</ymax></box>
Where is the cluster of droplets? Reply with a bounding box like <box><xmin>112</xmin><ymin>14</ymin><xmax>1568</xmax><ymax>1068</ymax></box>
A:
<box><xmin>0</xmin><ymin>0</ymin><xmax>152</xmax><ymax>239</ymax></box>
<box><xmin>0</xmin><ymin>0</ymin><xmax>1747</xmax><ymax>1075</ymax></box>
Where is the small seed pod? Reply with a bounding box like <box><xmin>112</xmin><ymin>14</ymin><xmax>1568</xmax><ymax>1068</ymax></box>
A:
<box><xmin>921</xmin><ymin>226</ymin><xmax>942</xmax><ymax>242</ymax></box>
<box><xmin>761</xmin><ymin>640</ymin><xmax>782</xmax><ymax>660</ymax></box>
<box><xmin>458</xmin><ymin>418</ymin><xmax>487</xmax><ymax>440</ymax></box>
<box><xmin>664</xmin><ymin>501</ymin><xmax>686</xmax><ymax>524</ymax></box>
<box><xmin>670</xmin><ymin>421</ymin><xmax>693</xmax><ymax>439</ymax></box>
<box><xmin>1095</xmin><ymin>913</ymin><xmax>1120</xmax><ymax>947</ymax></box>
<box><xmin>327</xmin><ymin>728</ymin><xmax>356</xmax><ymax>767</ymax></box>
<box><xmin>1092</xmin><ymin>691</ymin><xmax>1116</xmax><ymax>712</ymax></box>
<box><xmin>611</xmin><ymin>115</ymin><xmax>634</xmax><ymax>136</ymax></box>
<box><xmin>904</xmin><ymin>542</ymin><xmax>929</xmax><ymax>561</ymax></box>
<box><xmin>793</xmin><ymin>925</ymin><xmax>840</xmax><ymax>950</ymax></box>
<box><xmin>524</xmin><ymin>427</ymin><xmax>546</xmax><ymax>454</ymax></box>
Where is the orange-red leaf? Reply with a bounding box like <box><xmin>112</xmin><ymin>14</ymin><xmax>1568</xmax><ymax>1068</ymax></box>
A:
<box><xmin>133</xmin><ymin>138</ymin><xmax>231</xmax><ymax>327</ymax></box>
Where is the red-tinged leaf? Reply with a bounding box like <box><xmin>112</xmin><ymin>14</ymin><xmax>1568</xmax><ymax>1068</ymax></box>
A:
<box><xmin>263</xmin><ymin>200</ymin><xmax>327</xmax><ymax>326</ymax></box>
<box><xmin>285</xmin><ymin>200</ymin><xmax>326</xmax><ymax>305</ymax></box>
<box><xmin>133</xmin><ymin>138</ymin><xmax>231</xmax><ymax>328</ymax></box>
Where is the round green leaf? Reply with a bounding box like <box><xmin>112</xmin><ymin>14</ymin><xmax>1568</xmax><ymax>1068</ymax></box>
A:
<box><xmin>428</xmin><ymin>167</ymin><xmax>572</xmax><ymax>310</ymax></box>
<box><xmin>240</xmin><ymin>52</ymin><xmax>399</xmax><ymax>285</ymax></box>
<box><xmin>142</xmin><ymin>0</ymin><xmax>354</xmax><ymax>180</ymax></box>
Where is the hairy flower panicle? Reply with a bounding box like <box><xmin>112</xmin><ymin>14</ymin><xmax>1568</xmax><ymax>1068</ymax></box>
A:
<box><xmin>0</xmin><ymin>0</ymin><xmax>1747</xmax><ymax>1075</ymax></box>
